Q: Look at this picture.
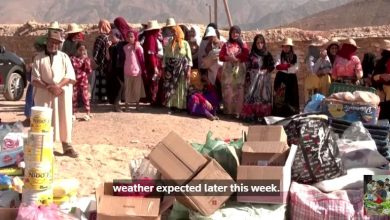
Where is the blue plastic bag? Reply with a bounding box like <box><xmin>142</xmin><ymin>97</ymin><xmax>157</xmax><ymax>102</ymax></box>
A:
<box><xmin>304</xmin><ymin>93</ymin><xmax>325</xmax><ymax>113</ymax></box>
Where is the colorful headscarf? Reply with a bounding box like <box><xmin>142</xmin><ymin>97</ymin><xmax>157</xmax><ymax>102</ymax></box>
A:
<box><xmin>114</xmin><ymin>17</ymin><xmax>131</xmax><ymax>40</ymax></box>
<box><xmin>98</xmin><ymin>19</ymin><xmax>111</xmax><ymax>34</ymax></box>
<box><xmin>228</xmin><ymin>25</ymin><xmax>244</xmax><ymax>49</ymax></box>
<box><xmin>190</xmin><ymin>25</ymin><xmax>201</xmax><ymax>45</ymax></box>
<box><xmin>171</xmin><ymin>25</ymin><xmax>185</xmax><ymax>51</ymax></box>
<box><xmin>67</xmin><ymin>32</ymin><xmax>85</xmax><ymax>41</ymax></box>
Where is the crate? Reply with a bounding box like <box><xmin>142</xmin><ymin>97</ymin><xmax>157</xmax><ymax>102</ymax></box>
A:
<box><xmin>328</xmin><ymin>82</ymin><xmax>376</xmax><ymax>95</ymax></box>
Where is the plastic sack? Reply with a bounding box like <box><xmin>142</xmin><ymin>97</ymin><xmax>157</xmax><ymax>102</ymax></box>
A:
<box><xmin>304</xmin><ymin>93</ymin><xmax>325</xmax><ymax>113</ymax></box>
<box><xmin>0</xmin><ymin>190</ymin><xmax>20</xmax><ymax>208</ymax></box>
<box><xmin>129</xmin><ymin>158</ymin><xmax>159</xmax><ymax>180</ymax></box>
<box><xmin>338</xmin><ymin>122</ymin><xmax>388</xmax><ymax>169</ymax></box>
<box><xmin>16</xmin><ymin>204</ymin><xmax>78</xmax><ymax>220</ymax></box>
<box><xmin>0</xmin><ymin>174</ymin><xmax>12</xmax><ymax>190</ymax></box>
<box><xmin>189</xmin><ymin>202</ymin><xmax>286</xmax><ymax>220</ymax></box>
<box><xmin>168</xmin><ymin>201</ymin><xmax>190</xmax><ymax>220</ymax></box>
<box><xmin>191</xmin><ymin>131</ymin><xmax>243</xmax><ymax>179</ymax></box>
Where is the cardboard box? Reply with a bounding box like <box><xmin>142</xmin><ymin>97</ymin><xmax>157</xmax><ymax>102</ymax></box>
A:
<box><xmin>176</xmin><ymin>157</ymin><xmax>235</xmax><ymax>216</ymax></box>
<box><xmin>96</xmin><ymin>182</ymin><xmax>174</xmax><ymax>220</ymax></box>
<box><xmin>236</xmin><ymin>145</ymin><xmax>297</xmax><ymax>204</ymax></box>
<box><xmin>148</xmin><ymin>131</ymin><xmax>208</xmax><ymax>185</ymax></box>
<box><xmin>0</xmin><ymin>208</ymin><xmax>18</xmax><ymax>220</ymax></box>
<box><xmin>321</xmin><ymin>99</ymin><xmax>379</xmax><ymax>125</ymax></box>
<box><xmin>246</xmin><ymin>126</ymin><xmax>287</xmax><ymax>143</ymax></box>
<box><xmin>241</xmin><ymin>141</ymin><xmax>289</xmax><ymax>166</ymax></box>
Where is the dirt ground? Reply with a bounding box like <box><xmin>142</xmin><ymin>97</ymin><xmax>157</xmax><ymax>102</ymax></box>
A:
<box><xmin>0</xmin><ymin>94</ymin><xmax>246</xmax><ymax>196</ymax></box>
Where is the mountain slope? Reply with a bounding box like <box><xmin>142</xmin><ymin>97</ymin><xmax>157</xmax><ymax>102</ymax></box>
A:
<box><xmin>288</xmin><ymin>0</ymin><xmax>390</xmax><ymax>30</ymax></box>
<box><xmin>0</xmin><ymin>0</ymin><xmax>352</xmax><ymax>30</ymax></box>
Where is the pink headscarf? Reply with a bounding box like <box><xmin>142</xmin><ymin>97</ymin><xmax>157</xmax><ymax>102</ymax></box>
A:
<box><xmin>114</xmin><ymin>17</ymin><xmax>131</xmax><ymax>40</ymax></box>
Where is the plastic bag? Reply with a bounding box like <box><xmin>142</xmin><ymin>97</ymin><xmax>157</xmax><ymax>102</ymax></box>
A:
<box><xmin>168</xmin><ymin>201</ymin><xmax>190</xmax><ymax>220</ymax></box>
<box><xmin>189</xmin><ymin>202</ymin><xmax>286</xmax><ymax>220</ymax></box>
<box><xmin>129</xmin><ymin>158</ymin><xmax>159</xmax><ymax>180</ymax></box>
<box><xmin>338</xmin><ymin>122</ymin><xmax>388</xmax><ymax>169</ymax></box>
<box><xmin>16</xmin><ymin>204</ymin><xmax>78</xmax><ymax>220</ymax></box>
<box><xmin>304</xmin><ymin>93</ymin><xmax>325</xmax><ymax>113</ymax></box>
<box><xmin>191</xmin><ymin>131</ymin><xmax>243</xmax><ymax>179</ymax></box>
<box><xmin>341</xmin><ymin>121</ymin><xmax>372</xmax><ymax>141</ymax></box>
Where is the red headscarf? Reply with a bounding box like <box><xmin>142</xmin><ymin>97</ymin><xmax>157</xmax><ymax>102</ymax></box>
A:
<box><xmin>337</xmin><ymin>43</ymin><xmax>357</xmax><ymax>60</ymax></box>
<box><xmin>114</xmin><ymin>17</ymin><xmax>131</xmax><ymax>41</ymax></box>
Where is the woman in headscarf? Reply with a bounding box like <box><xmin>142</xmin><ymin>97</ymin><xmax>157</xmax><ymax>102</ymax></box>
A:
<box><xmin>162</xmin><ymin>25</ymin><xmax>192</xmax><ymax>113</ymax></box>
<box><xmin>92</xmin><ymin>19</ymin><xmax>111</xmax><ymax>103</ymax></box>
<box><xmin>187</xmin><ymin>25</ymin><xmax>201</xmax><ymax>70</ymax></box>
<box><xmin>326</xmin><ymin>38</ymin><xmax>340</xmax><ymax>66</ymax></box>
<box><xmin>372</xmin><ymin>40</ymin><xmax>390</xmax><ymax>120</ymax></box>
<box><xmin>114</xmin><ymin>17</ymin><xmax>131</xmax><ymax>41</ymax></box>
<box><xmin>187</xmin><ymin>79</ymin><xmax>220</xmax><ymax>121</ymax></box>
<box><xmin>361</xmin><ymin>52</ymin><xmax>376</xmax><ymax>86</ymax></box>
<box><xmin>331</xmin><ymin>38</ymin><xmax>363</xmax><ymax>84</ymax></box>
<box><xmin>304</xmin><ymin>37</ymin><xmax>332</xmax><ymax>101</ymax></box>
<box><xmin>198</xmin><ymin>23</ymin><xmax>225</xmax><ymax>72</ymax></box>
<box><xmin>218</xmin><ymin>26</ymin><xmax>249</xmax><ymax>118</ymax></box>
<box><xmin>106</xmin><ymin>28</ymin><xmax>127</xmax><ymax>112</ymax></box>
<box><xmin>273</xmin><ymin>38</ymin><xmax>300</xmax><ymax>117</ymax></box>
<box><xmin>143</xmin><ymin>20</ymin><xmax>164</xmax><ymax>106</ymax></box>
<box><xmin>241</xmin><ymin>34</ymin><xmax>274</xmax><ymax>122</ymax></box>
<box><xmin>202</xmin><ymin>26</ymin><xmax>224</xmax><ymax>86</ymax></box>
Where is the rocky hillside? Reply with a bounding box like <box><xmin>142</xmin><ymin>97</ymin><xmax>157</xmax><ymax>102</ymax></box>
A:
<box><xmin>0</xmin><ymin>0</ymin><xmax>351</xmax><ymax>30</ymax></box>
<box><xmin>288</xmin><ymin>0</ymin><xmax>390</xmax><ymax>30</ymax></box>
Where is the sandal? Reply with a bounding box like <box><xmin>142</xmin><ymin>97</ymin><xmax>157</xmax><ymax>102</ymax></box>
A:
<box><xmin>63</xmin><ymin>148</ymin><xmax>79</xmax><ymax>158</ymax></box>
<box><xmin>83</xmin><ymin>115</ymin><xmax>91</xmax><ymax>121</ymax></box>
<box><xmin>62</xmin><ymin>143</ymin><xmax>79</xmax><ymax>158</ymax></box>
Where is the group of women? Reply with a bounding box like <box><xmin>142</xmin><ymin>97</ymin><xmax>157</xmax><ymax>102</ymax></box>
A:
<box><xmin>63</xmin><ymin>17</ymin><xmax>390</xmax><ymax>122</ymax></box>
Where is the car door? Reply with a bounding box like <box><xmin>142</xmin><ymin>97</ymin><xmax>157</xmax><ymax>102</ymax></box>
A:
<box><xmin>0</xmin><ymin>46</ymin><xmax>12</xmax><ymax>87</ymax></box>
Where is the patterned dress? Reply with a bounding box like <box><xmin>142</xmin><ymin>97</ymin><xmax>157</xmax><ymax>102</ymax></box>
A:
<box><xmin>241</xmin><ymin>51</ymin><xmax>274</xmax><ymax>120</ymax></box>
<box><xmin>219</xmin><ymin>42</ymin><xmax>249</xmax><ymax>115</ymax></box>
<box><xmin>162</xmin><ymin>40</ymin><xmax>193</xmax><ymax>109</ymax></box>
<box><xmin>92</xmin><ymin>34</ymin><xmax>110</xmax><ymax>102</ymax></box>
<box><xmin>71</xmin><ymin>56</ymin><xmax>92</xmax><ymax>113</ymax></box>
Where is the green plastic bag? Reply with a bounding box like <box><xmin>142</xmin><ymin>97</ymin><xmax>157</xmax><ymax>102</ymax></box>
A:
<box><xmin>189</xmin><ymin>201</ymin><xmax>287</xmax><ymax>220</ymax></box>
<box><xmin>168</xmin><ymin>201</ymin><xmax>190</xmax><ymax>220</ymax></box>
<box><xmin>191</xmin><ymin>131</ymin><xmax>244</xmax><ymax>179</ymax></box>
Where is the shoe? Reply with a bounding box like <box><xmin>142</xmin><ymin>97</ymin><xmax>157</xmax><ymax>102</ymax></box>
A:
<box><xmin>72</xmin><ymin>115</ymin><xmax>76</xmax><ymax>121</ymax></box>
<box><xmin>83</xmin><ymin>115</ymin><xmax>91</xmax><ymax>121</ymax></box>
<box><xmin>62</xmin><ymin>143</ymin><xmax>79</xmax><ymax>158</ymax></box>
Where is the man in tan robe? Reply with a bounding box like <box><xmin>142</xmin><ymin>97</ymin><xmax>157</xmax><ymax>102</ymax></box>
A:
<box><xmin>32</xmin><ymin>30</ymin><xmax>78</xmax><ymax>158</ymax></box>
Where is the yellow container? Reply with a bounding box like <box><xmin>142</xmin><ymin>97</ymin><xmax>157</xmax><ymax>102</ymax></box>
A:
<box><xmin>22</xmin><ymin>187</ymin><xmax>53</xmax><ymax>206</ymax></box>
<box><xmin>30</xmin><ymin>106</ymin><xmax>53</xmax><ymax>133</ymax></box>
<box><xmin>24</xmin><ymin>163</ymin><xmax>53</xmax><ymax>191</ymax></box>
<box><xmin>26</xmin><ymin>130</ymin><xmax>54</xmax><ymax>148</ymax></box>
<box><xmin>24</xmin><ymin>146</ymin><xmax>53</xmax><ymax>163</ymax></box>
<box><xmin>53</xmin><ymin>195</ymin><xmax>70</xmax><ymax>206</ymax></box>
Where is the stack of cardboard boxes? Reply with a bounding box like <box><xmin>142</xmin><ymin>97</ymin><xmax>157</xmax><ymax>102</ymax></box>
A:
<box><xmin>96</xmin><ymin>132</ymin><xmax>235</xmax><ymax>219</ymax></box>
<box><xmin>96</xmin><ymin>126</ymin><xmax>298</xmax><ymax>219</ymax></box>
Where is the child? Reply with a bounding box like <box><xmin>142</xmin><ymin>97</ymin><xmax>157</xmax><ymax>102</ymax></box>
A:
<box><xmin>375</xmin><ymin>180</ymin><xmax>387</xmax><ymax>204</ymax></box>
<box><xmin>123</xmin><ymin>29</ymin><xmax>146</xmax><ymax>111</ymax></box>
<box><xmin>71</xmin><ymin>42</ymin><xmax>92</xmax><ymax>120</ymax></box>
<box><xmin>24</xmin><ymin>36</ymin><xmax>47</xmax><ymax>126</ymax></box>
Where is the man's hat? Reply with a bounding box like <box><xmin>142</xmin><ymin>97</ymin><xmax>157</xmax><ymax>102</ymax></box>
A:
<box><xmin>65</xmin><ymin>23</ymin><xmax>83</xmax><ymax>34</ymax></box>
<box><xmin>48</xmin><ymin>30</ymin><xmax>63</xmax><ymax>42</ymax></box>
<box><xmin>48</xmin><ymin>21</ymin><xmax>63</xmax><ymax>31</ymax></box>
